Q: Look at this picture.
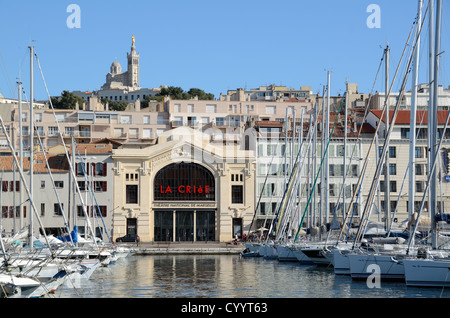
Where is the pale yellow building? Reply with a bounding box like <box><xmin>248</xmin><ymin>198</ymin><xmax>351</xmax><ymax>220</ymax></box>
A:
<box><xmin>111</xmin><ymin>127</ymin><xmax>256</xmax><ymax>242</ymax></box>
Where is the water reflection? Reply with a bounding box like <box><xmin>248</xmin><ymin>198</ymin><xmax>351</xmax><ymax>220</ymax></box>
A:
<box><xmin>54</xmin><ymin>254</ymin><xmax>450</xmax><ymax>298</ymax></box>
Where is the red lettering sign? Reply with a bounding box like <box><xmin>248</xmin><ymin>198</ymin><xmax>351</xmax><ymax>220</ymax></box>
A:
<box><xmin>160</xmin><ymin>185</ymin><xmax>210</xmax><ymax>195</ymax></box>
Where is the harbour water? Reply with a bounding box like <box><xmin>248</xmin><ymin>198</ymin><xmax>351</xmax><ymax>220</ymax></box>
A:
<box><xmin>52</xmin><ymin>253</ymin><xmax>450</xmax><ymax>299</ymax></box>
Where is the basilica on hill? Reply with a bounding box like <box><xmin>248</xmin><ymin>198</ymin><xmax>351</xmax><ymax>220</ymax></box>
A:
<box><xmin>101</xmin><ymin>35</ymin><xmax>140</xmax><ymax>90</ymax></box>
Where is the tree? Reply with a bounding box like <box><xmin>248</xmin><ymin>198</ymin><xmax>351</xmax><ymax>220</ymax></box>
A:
<box><xmin>52</xmin><ymin>91</ymin><xmax>85</xmax><ymax>109</ymax></box>
<box><xmin>108</xmin><ymin>100</ymin><xmax>128</xmax><ymax>111</ymax></box>
<box><xmin>157</xmin><ymin>86</ymin><xmax>214</xmax><ymax>100</ymax></box>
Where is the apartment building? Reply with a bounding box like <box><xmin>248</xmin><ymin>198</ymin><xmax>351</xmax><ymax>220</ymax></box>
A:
<box><xmin>369</xmin><ymin>84</ymin><xmax>450</xmax><ymax>111</ymax></box>
<box><xmin>360</xmin><ymin>109</ymin><xmax>450</xmax><ymax>227</ymax></box>
<box><xmin>0</xmin><ymin>98</ymin><xmax>170</xmax><ymax>155</ymax></box>
<box><xmin>0</xmin><ymin>143</ymin><xmax>114</xmax><ymax>240</ymax></box>
<box><xmin>165</xmin><ymin>97</ymin><xmax>314</xmax><ymax>144</ymax></box>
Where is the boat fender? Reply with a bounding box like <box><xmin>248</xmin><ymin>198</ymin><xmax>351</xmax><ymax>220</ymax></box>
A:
<box><xmin>390</xmin><ymin>257</ymin><xmax>399</xmax><ymax>263</ymax></box>
<box><xmin>416</xmin><ymin>247</ymin><xmax>428</xmax><ymax>259</ymax></box>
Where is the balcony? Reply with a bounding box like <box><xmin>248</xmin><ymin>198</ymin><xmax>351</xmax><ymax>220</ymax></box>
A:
<box><xmin>214</xmin><ymin>120</ymin><xmax>241</xmax><ymax>128</ymax></box>
<box><xmin>113</xmin><ymin>133</ymin><xmax>128</xmax><ymax>139</ymax></box>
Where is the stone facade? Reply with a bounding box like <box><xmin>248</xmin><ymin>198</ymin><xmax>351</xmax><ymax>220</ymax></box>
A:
<box><xmin>111</xmin><ymin>127</ymin><xmax>256</xmax><ymax>242</ymax></box>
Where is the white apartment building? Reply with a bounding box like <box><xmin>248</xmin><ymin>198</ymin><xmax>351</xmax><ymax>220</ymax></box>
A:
<box><xmin>369</xmin><ymin>84</ymin><xmax>450</xmax><ymax>111</ymax></box>
<box><xmin>0</xmin><ymin>144</ymin><xmax>114</xmax><ymax>241</ymax></box>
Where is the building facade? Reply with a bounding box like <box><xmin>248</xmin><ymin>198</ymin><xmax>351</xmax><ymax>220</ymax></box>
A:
<box><xmin>0</xmin><ymin>143</ymin><xmax>114</xmax><ymax>241</ymax></box>
<box><xmin>111</xmin><ymin>127</ymin><xmax>256</xmax><ymax>242</ymax></box>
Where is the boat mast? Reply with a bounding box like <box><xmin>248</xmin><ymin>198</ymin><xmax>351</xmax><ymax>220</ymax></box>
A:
<box><xmin>430</xmin><ymin>0</ymin><xmax>442</xmax><ymax>249</ymax></box>
<box><xmin>343</xmin><ymin>80</ymin><xmax>348</xmax><ymax>223</ymax></box>
<box><xmin>384</xmin><ymin>43</ymin><xmax>391</xmax><ymax>232</ymax></box>
<box><xmin>28</xmin><ymin>45</ymin><xmax>34</xmax><ymax>249</ymax></box>
<box><xmin>18</xmin><ymin>81</ymin><xmax>24</xmax><ymax>229</ymax></box>
<box><xmin>325</xmin><ymin>71</ymin><xmax>330</xmax><ymax>225</ymax></box>
<box><xmin>408</xmin><ymin>0</ymin><xmax>423</xmax><ymax>242</ymax></box>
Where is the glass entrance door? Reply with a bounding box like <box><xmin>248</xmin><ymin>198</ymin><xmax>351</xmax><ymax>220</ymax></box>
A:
<box><xmin>196</xmin><ymin>211</ymin><xmax>215</xmax><ymax>241</ymax></box>
<box><xmin>176</xmin><ymin>211</ymin><xmax>194</xmax><ymax>241</ymax></box>
<box><xmin>154</xmin><ymin>211</ymin><xmax>173</xmax><ymax>242</ymax></box>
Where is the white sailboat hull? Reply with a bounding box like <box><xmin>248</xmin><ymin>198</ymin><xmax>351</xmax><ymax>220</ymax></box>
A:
<box><xmin>348</xmin><ymin>253</ymin><xmax>405</xmax><ymax>281</ymax></box>
<box><xmin>333</xmin><ymin>249</ymin><xmax>352</xmax><ymax>275</ymax></box>
<box><xmin>290</xmin><ymin>247</ymin><xmax>314</xmax><ymax>264</ymax></box>
<box><xmin>276</xmin><ymin>245</ymin><xmax>297</xmax><ymax>261</ymax></box>
<box><xmin>403</xmin><ymin>258</ymin><xmax>450</xmax><ymax>287</ymax></box>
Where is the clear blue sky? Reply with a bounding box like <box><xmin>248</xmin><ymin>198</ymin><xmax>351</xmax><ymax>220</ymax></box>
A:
<box><xmin>0</xmin><ymin>0</ymin><xmax>448</xmax><ymax>101</ymax></box>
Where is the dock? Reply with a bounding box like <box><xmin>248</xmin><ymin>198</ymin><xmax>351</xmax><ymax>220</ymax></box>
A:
<box><xmin>127</xmin><ymin>242</ymin><xmax>245</xmax><ymax>255</ymax></box>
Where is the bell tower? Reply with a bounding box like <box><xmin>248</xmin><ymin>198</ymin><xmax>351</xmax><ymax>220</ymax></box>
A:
<box><xmin>127</xmin><ymin>35</ymin><xmax>140</xmax><ymax>88</ymax></box>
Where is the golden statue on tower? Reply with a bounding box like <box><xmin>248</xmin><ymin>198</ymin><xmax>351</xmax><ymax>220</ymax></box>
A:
<box><xmin>132</xmin><ymin>35</ymin><xmax>135</xmax><ymax>46</ymax></box>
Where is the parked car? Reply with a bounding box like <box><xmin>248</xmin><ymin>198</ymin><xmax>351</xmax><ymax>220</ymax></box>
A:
<box><xmin>116</xmin><ymin>234</ymin><xmax>140</xmax><ymax>243</ymax></box>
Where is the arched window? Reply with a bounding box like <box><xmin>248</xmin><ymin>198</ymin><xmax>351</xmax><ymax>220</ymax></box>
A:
<box><xmin>154</xmin><ymin>163</ymin><xmax>215</xmax><ymax>201</ymax></box>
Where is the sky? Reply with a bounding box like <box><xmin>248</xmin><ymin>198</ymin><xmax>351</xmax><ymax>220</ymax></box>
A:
<box><xmin>0</xmin><ymin>0</ymin><xmax>448</xmax><ymax>101</ymax></box>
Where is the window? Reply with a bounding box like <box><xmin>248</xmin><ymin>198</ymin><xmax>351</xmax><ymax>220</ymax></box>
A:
<box><xmin>129</xmin><ymin>128</ymin><xmax>139</xmax><ymax>138</ymax></box>
<box><xmin>154</xmin><ymin>163</ymin><xmax>215</xmax><ymax>201</ymax></box>
<box><xmin>173</xmin><ymin>116</ymin><xmax>183</xmax><ymax>126</ymax></box>
<box><xmin>415</xmin><ymin>147</ymin><xmax>424</xmax><ymax>158</ymax></box>
<box><xmin>187</xmin><ymin>116</ymin><xmax>196</xmax><ymax>126</ymax></box>
<box><xmin>41</xmin><ymin>180</ymin><xmax>45</xmax><ymax>189</ymax></box>
<box><xmin>126</xmin><ymin>185</ymin><xmax>138</xmax><ymax>204</ymax></box>
<box><xmin>40</xmin><ymin>203</ymin><xmax>45</xmax><ymax>216</ymax></box>
<box><xmin>260</xmin><ymin>202</ymin><xmax>266</xmax><ymax>215</ymax></box>
<box><xmin>48</xmin><ymin>127</ymin><xmax>58</xmax><ymax>136</ymax></box>
<box><xmin>416</xmin><ymin>181</ymin><xmax>424</xmax><ymax>192</ymax></box>
<box><xmin>95</xmin><ymin>162</ymin><xmax>107</xmax><ymax>176</ymax></box>
<box><xmin>143</xmin><ymin>128</ymin><xmax>152</xmax><ymax>139</ymax></box>
<box><xmin>54</xmin><ymin>203</ymin><xmax>64</xmax><ymax>216</ymax></box>
<box><xmin>114</xmin><ymin>128</ymin><xmax>124</xmax><ymax>138</ymax></box>
<box><xmin>174</xmin><ymin>104</ymin><xmax>181</xmax><ymax>112</ymax></box>
<box><xmin>401</xmin><ymin>128</ymin><xmax>410</xmax><ymax>139</ymax></box>
<box><xmin>94</xmin><ymin>181</ymin><xmax>107</xmax><ymax>192</ymax></box>
<box><xmin>78</xmin><ymin>181</ymin><xmax>87</xmax><ymax>191</ymax></box>
<box><xmin>389</xmin><ymin>146</ymin><xmax>396</xmax><ymax>158</ymax></box>
<box><xmin>206</xmin><ymin>104</ymin><xmax>217</xmax><ymax>113</ymax></box>
<box><xmin>120</xmin><ymin>115</ymin><xmax>132</xmax><ymax>124</ymax></box>
<box><xmin>231</xmin><ymin>185</ymin><xmax>243</xmax><ymax>204</ymax></box>
<box><xmin>188</xmin><ymin>104</ymin><xmax>194</xmax><ymax>113</ymax></box>
<box><xmin>378</xmin><ymin>146</ymin><xmax>397</xmax><ymax>158</ymax></box>
<box><xmin>389</xmin><ymin>163</ymin><xmax>396</xmax><ymax>175</ymax></box>
<box><xmin>54</xmin><ymin>181</ymin><xmax>64</xmax><ymax>189</ymax></box>
<box><xmin>215</xmin><ymin>117</ymin><xmax>224</xmax><ymax>126</ymax></box>
<box><xmin>415</xmin><ymin>164</ymin><xmax>424</xmax><ymax>175</ymax></box>
<box><xmin>143</xmin><ymin>116</ymin><xmax>150</xmax><ymax>124</ymax></box>
<box><xmin>265</xmin><ymin>106</ymin><xmax>276</xmax><ymax>114</ymax></box>
<box><xmin>77</xmin><ymin>162</ymin><xmax>86</xmax><ymax>176</ymax></box>
<box><xmin>380</xmin><ymin>180</ymin><xmax>397</xmax><ymax>192</ymax></box>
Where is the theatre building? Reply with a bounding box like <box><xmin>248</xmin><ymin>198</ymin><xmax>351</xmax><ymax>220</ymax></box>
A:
<box><xmin>111</xmin><ymin>127</ymin><xmax>256</xmax><ymax>242</ymax></box>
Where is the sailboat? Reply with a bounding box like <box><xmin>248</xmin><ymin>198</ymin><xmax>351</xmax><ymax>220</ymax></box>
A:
<box><xmin>345</xmin><ymin>0</ymin><xmax>427</xmax><ymax>281</ymax></box>
<box><xmin>402</xmin><ymin>0</ymin><xmax>450</xmax><ymax>287</ymax></box>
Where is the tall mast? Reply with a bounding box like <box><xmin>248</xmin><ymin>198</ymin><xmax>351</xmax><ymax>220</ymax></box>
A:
<box><xmin>28</xmin><ymin>45</ymin><xmax>34</xmax><ymax>249</ymax></box>
<box><xmin>384</xmin><ymin>43</ymin><xmax>391</xmax><ymax>231</ymax></box>
<box><xmin>18</xmin><ymin>81</ymin><xmax>24</xmax><ymax>229</ymax></box>
<box><xmin>343</xmin><ymin>80</ymin><xmax>348</xmax><ymax>221</ymax></box>
<box><xmin>427</xmin><ymin>0</ymin><xmax>434</xmax><ymax>223</ymax></box>
<box><xmin>325</xmin><ymin>71</ymin><xmax>330</xmax><ymax>224</ymax></box>
<box><xmin>408</xmin><ymin>0</ymin><xmax>423</xmax><ymax>238</ymax></box>
<box><xmin>430</xmin><ymin>0</ymin><xmax>442</xmax><ymax>249</ymax></box>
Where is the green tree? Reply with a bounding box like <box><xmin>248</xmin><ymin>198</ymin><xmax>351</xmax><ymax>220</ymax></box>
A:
<box><xmin>157</xmin><ymin>86</ymin><xmax>214</xmax><ymax>100</ymax></box>
<box><xmin>108</xmin><ymin>100</ymin><xmax>128</xmax><ymax>111</ymax></box>
<box><xmin>52</xmin><ymin>91</ymin><xmax>85</xmax><ymax>109</ymax></box>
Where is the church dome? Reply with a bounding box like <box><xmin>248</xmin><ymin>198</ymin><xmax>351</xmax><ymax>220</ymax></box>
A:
<box><xmin>110</xmin><ymin>60</ymin><xmax>122</xmax><ymax>74</ymax></box>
